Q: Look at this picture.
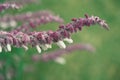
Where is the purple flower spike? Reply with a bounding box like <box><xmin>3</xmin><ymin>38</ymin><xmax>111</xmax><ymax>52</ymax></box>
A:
<box><xmin>0</xmin><ymin>10</ymin><xmax>64</xmax><ymax>31</ymax></box>
<box><xmin>0</xmin><ymin>15</ymin><xmax>109</xmax><ymax>53</ymax></box>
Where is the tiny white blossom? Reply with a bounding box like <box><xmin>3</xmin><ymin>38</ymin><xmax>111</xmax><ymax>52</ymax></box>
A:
<box><xmin>6</xmin><ymin>44</ymin><xmax>11</xmax><ymax>52</ymax></box>
<box><xmin>54</xmin><ymin>57</ymin><xmax>66</xmax><ymax>65</ymax></box>
<box><xmin>0</xmin><ymin>45</ymin><xmax>2</xmax><ymax>53</ymax></box>
<box><xmin>64</xmin><ymin>38</ymin><xmax>73</xmax><ymax>43</ymax></box>
<box><xmin>56</xmin><ymin>41</ymin><xmax>66</xmax><ymax>49</ymax></box>
<box><xmin>36</xmin><ymin>45</ymin><xmax>41</xmax><ymax>53</ymax></box>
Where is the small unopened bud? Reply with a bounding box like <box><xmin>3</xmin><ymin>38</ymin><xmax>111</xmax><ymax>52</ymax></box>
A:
<box><xmin>6</xmin><ymin>44</ymin><xmax>11</xmax><ymax>52</ymax></box>
<box><xmin>64</xmin><ymin>38</ymin><xmax>73</xmax><ymax>43</ymax></box>
<box><xmin>56</xmin><ymin>41</ymin><xmax>66</xmax><ymax>49</ymax></box>
<box><xmin>36</xmin><ymin>45</ymin><xmax>41</xmax><ymax>53</ymax></box>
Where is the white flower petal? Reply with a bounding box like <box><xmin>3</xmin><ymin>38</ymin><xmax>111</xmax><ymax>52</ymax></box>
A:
<box><xmin>56</xmin><ymin>41</ymin><xmax>66</xmax><ymax>49</ymax></box>
<box><xmin>64</xmin><ymin>38</ymin><xmax>73</xmax><ymax>43</ymax></box>
<box><xmin>36</xmin><ymin>45</ymin><xmax>41</xmax><ymax>53</ymax></box>
<box><xmin>7</xmin><ymin>44</ymin><xmax>11</xmax><ymax>52</ymax></box>
<box><xmin>0</xmin><ymin>45</ymin><xmax>2</xmax><ymax>53</ymax></box>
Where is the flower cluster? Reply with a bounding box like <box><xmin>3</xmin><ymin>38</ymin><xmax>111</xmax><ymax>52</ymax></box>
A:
<box><xmin>0</xmin><ymin>3</ymin><xmax>21</xmax><ymax>12</ymax></box>
<box><xmin>0</xmin><ymin>14</ymin><xmax>109</xmax><ymax>53</ymax></box>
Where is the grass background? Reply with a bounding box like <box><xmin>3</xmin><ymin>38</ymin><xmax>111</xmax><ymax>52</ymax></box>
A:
<box><xmin>0</xmin><ymin>0</ymin><xmax>120</xmax><ymax>80</ymax></box>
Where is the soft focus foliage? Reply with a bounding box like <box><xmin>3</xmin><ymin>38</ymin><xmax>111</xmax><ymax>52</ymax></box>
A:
<box><xmin>0</xmin><ymin>0</ymin><xmax>120</xmax><ymax>80</ymax></box>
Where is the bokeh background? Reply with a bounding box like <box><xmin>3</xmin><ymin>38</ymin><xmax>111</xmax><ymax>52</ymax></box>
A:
<box><xmin>0</xmin><ymin>0</ymin><xmax>120</xmax><ymax>80</ymax></box>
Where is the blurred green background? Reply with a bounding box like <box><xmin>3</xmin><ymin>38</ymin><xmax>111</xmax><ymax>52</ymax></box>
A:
<box><xmin>1</xmin><ymin>0</ymin><xmax>120</xmax><ymax>80</ymax></box>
